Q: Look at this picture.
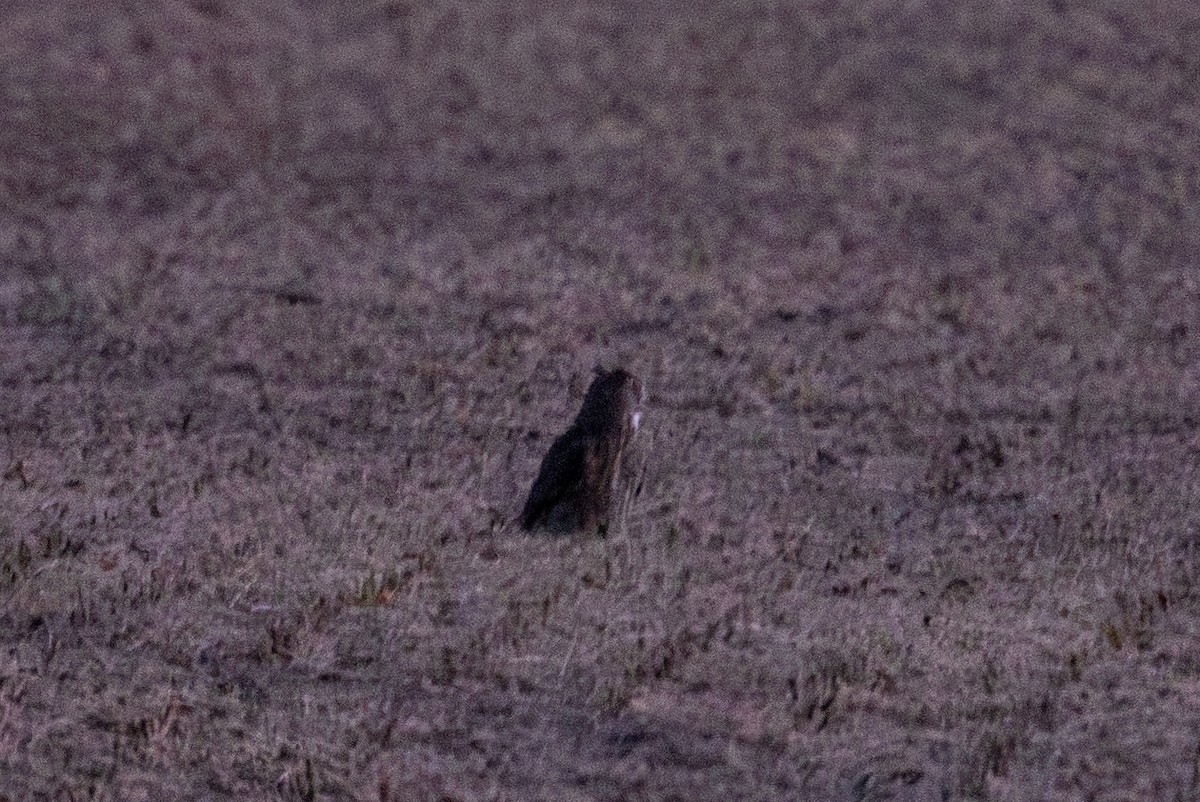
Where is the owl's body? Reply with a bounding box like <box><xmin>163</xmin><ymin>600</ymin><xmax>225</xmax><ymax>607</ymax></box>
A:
<box><xmin>520</xmin><ymin>367</ymin><xmax>644</xmax><ymax>534</ymax></box>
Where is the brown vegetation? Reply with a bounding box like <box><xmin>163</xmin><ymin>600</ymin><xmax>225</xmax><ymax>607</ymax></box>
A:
<box><xmin>2</xmin><ymin>1</ymin><xmax>1200</xmax><ymax>799</ymax></box>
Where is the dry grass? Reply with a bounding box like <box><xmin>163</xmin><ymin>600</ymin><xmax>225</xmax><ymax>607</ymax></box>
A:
<box><xmin>3</xmin><ymin>0</ymin><xmax>1200</xmax><ymax>799</ymax></box>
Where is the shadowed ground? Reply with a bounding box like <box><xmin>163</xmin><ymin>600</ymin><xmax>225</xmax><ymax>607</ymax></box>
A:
<box><xmin>2</xmin><ymin>1</ymin><xmax>1200</xmax><ymax>799</ymax></box>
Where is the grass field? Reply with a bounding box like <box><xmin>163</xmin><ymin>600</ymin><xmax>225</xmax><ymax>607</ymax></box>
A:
<box><xmin>3</xmin><ymin>1</ymin><xmax>1200</xmax><ymax>799</ymax></box>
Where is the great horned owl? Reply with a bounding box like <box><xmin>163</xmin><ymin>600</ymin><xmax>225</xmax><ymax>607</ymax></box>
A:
<box><xmin>520</xmin><ymin>367</ymin><xmax>645</xmax><ymax>534</ymax></box>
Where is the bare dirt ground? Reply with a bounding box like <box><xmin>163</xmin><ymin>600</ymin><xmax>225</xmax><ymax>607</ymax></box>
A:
<box><xmin>3</xmin><ymin>1</ymin><xmax>1200</xmax><ymax>799</ymax></box>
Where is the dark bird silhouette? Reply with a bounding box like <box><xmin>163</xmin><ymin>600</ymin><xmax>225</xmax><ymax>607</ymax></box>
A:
<box><xmin>520</xmin><ymin>367</ymin><xmax>645</xmax><ymax>534</ymax></box>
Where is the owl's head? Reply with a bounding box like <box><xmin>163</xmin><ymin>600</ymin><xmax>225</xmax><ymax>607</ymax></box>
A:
<box><xmin>581</xmin><ymin>366</ymin><xmax>645</xmax><ymax>436</ymax></box>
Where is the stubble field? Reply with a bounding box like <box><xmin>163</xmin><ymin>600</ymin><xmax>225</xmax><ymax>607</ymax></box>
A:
<box><xmin>3</xmin><ymin>1</ymin><xmax>1200</xmax><ymax>799</ymax></box>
